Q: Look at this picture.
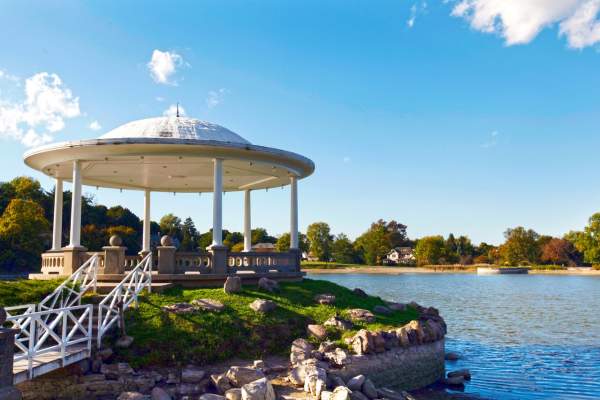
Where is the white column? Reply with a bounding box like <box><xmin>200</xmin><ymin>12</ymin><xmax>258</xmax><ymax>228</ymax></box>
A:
<box><xmin>243</xmin><ymin>190</ymin><xmax>252</xmax><ymax>252</ymax></box>
<box><xmin>69</xmin><ymin>160</ymin><xmax>82</xmax><ymax>248</ymax></box>
<box><xmin>142</xmin><ymin>189</ymin><xmax>151</xmax><ymax>252</ymax></box>
<box><xmin>51</xmin><ymin>178</ymin><xmax>64</xmax><ymax>250</ymax></box>
<box><xmin>212</xmin><ymin>158</ymin><xmax>223</xmax><ymax>246</ymax></box>
<box><xmin>290</xmin><ymin>176</ymin><xmax>299</xmax><ymax>249</ymax></box>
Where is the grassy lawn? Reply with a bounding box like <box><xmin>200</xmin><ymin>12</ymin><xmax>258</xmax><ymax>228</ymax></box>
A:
<box><xmin>301</xmin><ymin>261</ymin><xmax>372</xmax><ymax>269</ymax></box>
<box><xmin>0</xmin><ymin>279</ymin><xmax>62</xmax><ymax>307</ymax></box>
<box><xmin>117</xmin><ymin>279</ymin><xmax>418</xmax><ymax>368</ymax></box>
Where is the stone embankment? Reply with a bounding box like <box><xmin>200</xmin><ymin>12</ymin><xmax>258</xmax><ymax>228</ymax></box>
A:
<box><xmin>16</xmin><ymin>281</ymin><xmax>448</xmax><ymax>400</ymax></box>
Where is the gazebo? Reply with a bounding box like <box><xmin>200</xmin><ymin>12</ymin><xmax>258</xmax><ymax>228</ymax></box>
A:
<box><xmin>24</xmin><ymin>116</ymin><xmax>314</xmax><ymax>286</ymax></box>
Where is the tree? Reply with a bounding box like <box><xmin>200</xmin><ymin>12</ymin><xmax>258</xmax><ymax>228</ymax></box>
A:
<box><xmin>0</xmin><ymin>199</ymin><xmax>50</xmax><ymax>272</ymax></box>
<box><xmin>306</xmin><ymin>222</ymin><xmax>333</xmax><ymax>261</ymax></box>
<box><xmin>541</xmin><ymin>238</ymin><xmax>580</xmax><ymax>266</ymax></box>
<box><xmin>180</xmin><ymin>217</ymin><xmax>199</xmax><ymax>251</ymax></box>
<box><xmin>499</xmin><ymin>227</ymin><xmax>540</xmax><ymax>265</ymax></box>
<box><xmin>275</xmin><ymin>232</ymin><xmax>308</xmax><ymax>252</ymax></box>
<box><xmin>383</xmin><ymin>220</ymin><xmax>409</xmax><ymax>248</ymax></box>
<box><xmin>565</xmin><ymin>213</ymin><xmax>600</xmax><ymax>265</ymax></box>
<box><xmin>159</xmin><ymin>213</ymin><xmax>182</xmax><ymax>239</ymax></box>
<box><xmin>224</xmin><ymin>231</ymin><xmax>244</xmax><ymax>250</ymax></box>
<box><xmin>331</xmin><ymin>233</ymin><xmax>357</xmax><ymax>264</ymax></box>
<box><xmin>354</xmin><ymin>223</ymin><xmax>388</xmax><ymax>265</ymax></box>
<box><xmin>251</xmin><ymin>228</ymin><xmax>276</xmax><ymax>244</ymax></box>
<box><xmin>414</xmin><ymin>236</ymin><xmax>446</xmax><ymax>266</ymax></box>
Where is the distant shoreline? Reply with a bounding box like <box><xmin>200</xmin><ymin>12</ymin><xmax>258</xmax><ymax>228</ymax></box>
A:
<box><xmin>304</xmin><ymin>266</ymin><xmax>600</xmax><ymax>276</ymax></box>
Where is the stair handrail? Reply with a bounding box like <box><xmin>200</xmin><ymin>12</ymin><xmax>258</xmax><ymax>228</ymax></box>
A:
<box><xmin>38</xmin><ymin>253</ymin><xmax>99</xmax><ymax>313</ymax></box>
<box><xmin>96</xmin><ymin>252</ymin><xmax>152</xmax><ymax>348</ymax></box>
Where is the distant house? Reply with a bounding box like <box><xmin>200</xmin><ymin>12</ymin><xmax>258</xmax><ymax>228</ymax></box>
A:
<box><xmin>252</xmin><ymin>242</ymin><xmax>276</xmax><ymax>253</ymax></box>
<box><xmin>386</xmin><ymin>247</ymin><xmax>415</xmax><ymax>265</ymax></box>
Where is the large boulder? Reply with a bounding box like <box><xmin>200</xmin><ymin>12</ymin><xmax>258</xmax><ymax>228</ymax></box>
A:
<box><xmin>304</xmin><ymin>365</ymin><xmax>327</xmax><ymax>400</ymax></box>
<box><xmin>350</xmin><ymin>391</ymin><xmax>369</xmax><ymax>400</ymax></box>
<box><xmin>386</xmin><ymin>302</ymin><xmax>408</xmax><ymax>312</ymax></box>
<box><xmin>162</xmin><ymin>302</ymin><xmax>196</xmax><ymax>314</ymax></box>
<box><xmin>226</xmin><ymin>367</ymin><xmax>266</xmax><ymax>387</ymax></box>
<box><xmin>395</xmin><ymin>327</ymin><xmax>410</xmax><ymax>347</ymax></box>
<box><xmin>290</xmin><ymin>338</ymin><xmax>314</xmax><ymax>365</ymax></box>
<box><xmin>331</xmin><ymin>386</ymin><xmax>352</xmax><ymax>400</ymax></box>
<box><xmin>405</xmin><ymin>320</ymin><xmax>425</xmax><ymax>344</ymax></box>
<box><xmin>361</xmin><ymin>379</ymin><xmax>377</xmax><ymax>399</ymax></box>
<box><xmin>241</xmin><ymin>378</ymin><xmax>275</xmax><ymax>400</ymax></box>
<box><xmin>347</xmin><ymin>309</ymin><xmax>375</xmax><ymax>323</ymax></box>
<box><xmin>324</xmin><ymin>316</ymin><xmax>353</xmax><ymax>331</ymax></box>
<box><xmin>447</xmin><ymin>369</ymin><xmax>471</xmax><ymax>380</ymax></box>
<box><xmin>225</xmin><ymin>388</ymin><xmax>242</xmax><ymax>400</ymax></box>
<box><xmin>372</xmin><ymin>332</ymin><xmax>386</xmax><ymax>353</ymax></box>
<box><xmin>324</xmin><ymin>348</ymin><xmax>351</xmax><ymax>367</ymax></box>
<box><xmin>192</xmin><ymin>299</ymin><xmax>225</xmax><ymax>312</ymax></box>
<box><xmin>151</xmin><ymin>387</ymin><xmax>172</xmax><ymax>400</ymax></box>
<box><xmin>181</xmin><ymin>365</ymin><xmax>206</xmax><ymax>383</ymax></box>
<box><xmin>258</xmin><ymin>277</ymin><xmax>279</xmax><ymax>293</ymax></box>
<box><xmin>200</xmin><ymin>395</ymin><xmax>227</xmax><ymax>400</ymax></box>
<box><xmin>346</xmin><ymin>375</ymin><xmax>366</xmax><ymax>391</ymax></box>
<box><xmin>212</xmin><ymin>373</ymin><xmax>233</xmax><ymax>394</ymax></box>
<box><xmin>117</xmin><ymin>393</ymin><xmax>146</xmax><ymax>400</ymax></box>
<box><xmin>314</xmin><ymin>294</ymin><xmax>336</xmax><ymax>305</ymax></box>
<box><xmin>352</xmin><ymin>288</ymin><xmax>368</xmax><ymax>297</ymax></box>
<box><xmin>249</xmin><ymin>299</ymin><xmax>277</xmax><ymax>313</ymax></box>
<box><xmin>350</xmin><ymin>330</ymin><xmax>375</xmax><ymax>355</ymax></box>
<box><xmin>224</xmin><ymin>276</ymin><xmax>242</xmax><ymax>293</ymax></box>
<box><xmin>307</xmin><ymin>324</ymin><xmax>328</xmax><ymax>340</ymax></box>
<box><xmin>115</xmin><ymin>335</ymin><xmax>134</xmax><ymax>348</ymax></box>
<box><xmin>288</xmin><ymin>365</ymin><xmax>307</xmax><ymax>386</ymax></box>
<box><xmin>101</xmin><ymin>363</ymin><xmax>134</xmax><ymax>379</ymax></box>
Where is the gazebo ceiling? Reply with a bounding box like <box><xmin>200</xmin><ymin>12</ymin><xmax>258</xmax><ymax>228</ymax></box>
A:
<box><xmin>23</xmin><ymin>117</ymin><xmax>314</xmax><ymax>192</ymax></box>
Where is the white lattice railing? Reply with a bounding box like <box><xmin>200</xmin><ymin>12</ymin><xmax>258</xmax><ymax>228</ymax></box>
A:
<box><xmin>38</xmin><ymin>254</ymin><xmax>99</xmax><ymax>313</ymax></box>
<box><xmin>97</xmin><ymin>252</ymin><xmax>152</xmax><ymax>347</ymax></box>
<box><xmin>6</xmin><ymin>304</ymin><xmax>93</xmax><ymax>380</ymax></box>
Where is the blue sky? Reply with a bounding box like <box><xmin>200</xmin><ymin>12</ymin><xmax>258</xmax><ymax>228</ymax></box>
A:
<box><xmin>1</xmin><ymin>1</ymin><xmax>600</xmax><ymax>244</ymax></box>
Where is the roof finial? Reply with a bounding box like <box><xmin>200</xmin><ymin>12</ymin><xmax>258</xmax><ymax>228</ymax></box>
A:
<box><xmin>176</xmin><ymin>102</ymin><xmax>180</xmax><ymax>118</ymax></box>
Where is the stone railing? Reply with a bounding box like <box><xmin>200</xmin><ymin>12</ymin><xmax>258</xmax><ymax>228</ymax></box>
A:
<box><xmin>124</xmin><ymin>255</ymin><xmax>142</xmax><ymax>270</ymax></box>
<box><xmin>174</xmin><ymin>252</ymin><xmax>212</xmax><ymax>273</ymax></box>
<box><xmin>227</xmin><ymin>251</ymin><xmax>298</xmax><ymax>273</ymax></box>
<box><xmin>41</xmin><ymin>252</ymin><xmax>65</xmax><ymax>274</ymax></box>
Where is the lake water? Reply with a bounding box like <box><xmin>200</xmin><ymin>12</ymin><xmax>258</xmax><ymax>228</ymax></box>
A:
<box><xmin>309</xmin><ymin>273</ymin><xmax>600</xmax><ymax>400</ymax></box>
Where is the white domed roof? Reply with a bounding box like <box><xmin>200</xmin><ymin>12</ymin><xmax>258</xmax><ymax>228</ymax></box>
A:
<box><xmin>99</xmin><ymin>116</ymin><xmax>251</xmax><ymax>144</ymax></box>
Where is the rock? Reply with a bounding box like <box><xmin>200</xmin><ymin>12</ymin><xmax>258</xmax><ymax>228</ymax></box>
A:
<box><xmin>253</xmin><ymin>360</ymin><xmax>265</xmax><ymax>370</ymax></box>
<box><xmin>328</xmin><ymin>375</ymin><xmax>346</xmax><ymax>389</ymax></box>
<box><xmin>224</xmin><ymin>276</ymin><xmax>242</xmax><ymax>293</ymax></box>
<box><xmin>347</xmin><ymin>309</ymin><xmax>375</xmax><ymax>323</ymax></box>
<box><xmin>115</xmin><ymin>335</ymin><xmax>134</xmax><ymax>349</ymax></box>
<box><xmin>226</xmin><ymin>366</ymin><xmax>266</xmax><ymax>387</ymax></box>
<box><xmin>314</xmin><ymin>294</ymin><xmax>336</xmax><ymax>305</ymax></box>
<box><xmin>304</xmin><ymin>365</ymin><xmax>327</xmax><ymax>400</ymax></box>
<box><xmin>290</xmin><ymin>338</ymin><xmax>314</xmax><ymax>365</ymax></box>
<box><xmin>441</xmin><ymin>376</ymin><xmax>465</xmax><ymax>386</ymax></box>
<box><xmin>78</xmin><ymin>358</ymin><xmax>91</xmax><ymax>374</ymax></box>
<box><xmin>288</xmin><ymin>366</ymin><xmax>306</xmax><ymax>386</ymax></box>
<box><xmin>151</xmin><ymin>387</ymin><xmax>172</xmax><ymax>400</ymax></box>
<box><xmin>96</xmin><ymin>347</ymin><xmax>114</xmax><ymax>361</ymax></box>
<box><xmin>258</xmin><ymin>277</ymin><xmax>279</xmax><ymax>292</ymax></box>
<box><xmin>371</xmin><ymin>332</ymin><xmax>386</xmax><ymax>353</ymax></box>
<box><xmin>166</xmin><ymin>372</ymin><xmax>180</xmax><ymax>384</ymax></box>
<box><xmin>212</xmin><ymin>373</ymin><xmax>232</xmax><ymax>394</ymax></box>
<box><xmin>226</xmin><ymin>388</ymin><xmax>243</xmax><ymax>400</ymax></box>
<box><xmin>395</xmin><ymin>327</ymin><xmax>410</xmax><ymax>347</ymax></box>
<box><xmin>181</xmin><ymin>365</ymin><xmax>206</xmax><ymax>383</ymax></box>
<box><xmin>162</xmin><ymin>302</ymin><xmax>196</xmax><ymax>314</ymax></box>
<box><xmin>307</xmin><ymin>324</ymin><xmax>328</xmax><ymax>340</ymax></box>
<box><xmin>352</xmin><ymin>288</ymin><xmax>368</xmax><ymax>297</ymax></box>
<box><xmin>445</xmin><ymin>352</ymin><xmax>460</xmax><ymax>361</ymax></box>
<box><xmin>373</xmin><ymin>305</ymin><xmax>391</xmax><ymax>315</ymax></box>
<box><xmin>241</xmin><ymin>378</ymin><xmax>275</xmax><ymax>400</ymax></box>
<box><xmin>331</xmin><ymin>386</ymin><xmax>352</xmax><ymax>400</ymax></box>
<box><xmin>447</xmin><ymin>369</ymin><xmax>471</xmax><ymax>380</ymax></box>
<box><xmin>346</xmin><ymin>375</ymin><xmax>366</xmax><ymax>391</ymax></box>
<box><xmin>405</xmin><ymin>320</ymin><xmax>425</xmax><ymax>344</ymax></box>
<box><xmin>321</xmin><ymin>391</ymin><xmax>333</xmax><ymax>400</ymax></box>
<box><xmin>249</xmin><ymin>299</ymin><xmax>277</xmax><ymax>313</ymax></box>
<box><xmin>324</xmin><ymin>348</ymin><xmax>351</xmax><ymax>366</ymax></box>
<box><xmin>386</xmin><ymin>302</ymin><xmax>407</xmax><ymax>312</ymax></box>
<box><xmin>178</xmin><ymin>382</ymin><xmax>209</xmax><ymax>396</ymax></box>
<box><xmin>319</xmin><ymin>341</ymin><xmax>337</xmax><ymax>353</ymax></box>
<box><xmin>200</xmin><ymin>395</ymin><xmax>227</xmax><ymax>400</ymax></box>
<box><xmin>323</xmin><ymin>316</ymin><xmax>353</xmax><ymax>331</ymax></box>
<box><xmin>350</xmin><ymin>330</ymin><xmax>374</xmax><ymax>355</ymax></box>
<box><xmin>101</xmin><ymin>362</ymin><xmax>134</xmax><ymax>379</ymax></box>
<box><xmin>117</xmin><ymin>392</ymin><xmax>147</xmax><ymax>400</ymax></box>
<box><xmin>377</xmin><ymin>388</ymin><xmax>405</xmax><ymax>400</ymax></box>
<box><xmin>349</xmin><ymin>391</ymin><xmax>368</xmax><ymax>400</ymax></box>
<box><xmin>192</xmin><ymin>298</ymin><xmax>225</xmax><ymax>312</ymax></box>
<box><xmin>361</xmin><ymin>379</ymin><xmax>377</xmax><ymax>399</ymax></box>
<box><xmin>382</xmin><ymin>330</ymin><xmax>399</xmax><ymax>349</ymax></box>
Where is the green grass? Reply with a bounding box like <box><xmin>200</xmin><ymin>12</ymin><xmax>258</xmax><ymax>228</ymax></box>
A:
<box><xmin>0</xmin><ymin>279</ymin><xmax>62</xmax><ymax>307</ymax></box>
<box><xmin>524</xmin><ymin>264</ymin><xmax>568</xmax><ymax>271</ymax></box>
<box><xmin>118</xmin><ymin>279</ymin><xmax>418</xmax><ymax>368</ymax></box>
<box><xmin>301</xmin><ymin>261</ymin><xmax>371</xmax><ymax>269</ymax></box>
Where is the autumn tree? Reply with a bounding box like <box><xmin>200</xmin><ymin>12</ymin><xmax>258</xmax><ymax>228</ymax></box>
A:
<box><xmin>414</xmin><ymin>236</ymin><xmax>446</xmax><ymax>266</ymax></box>
<box><xmin>540</xmin><ymin>238</ymin><xmax>580</xmax><ymax>266</ymax></box>
<box><xmin>306</xmin><ymin>222</ymin><xmax>333</xmax><ymax>261</ymax></box>
<box><xmin>499</xmin><ymin>227</ymin><xmax>541</xmax><ymax>265</ymax></box>
<box><xmin>565</xmin><ymin>213</ymin><xmax>600</xmax><ymax>265</ymax></box>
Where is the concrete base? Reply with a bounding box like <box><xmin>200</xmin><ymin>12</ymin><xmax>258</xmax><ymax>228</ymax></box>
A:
<box><xmin>477</xmin><ymin>267</ymin><xmax>529</xmax><ymax>275</ymax></box>
<box><xmin>0</xmin><ymin>386</ymin><xmax>22</xmax><ymax>400</ymax></box>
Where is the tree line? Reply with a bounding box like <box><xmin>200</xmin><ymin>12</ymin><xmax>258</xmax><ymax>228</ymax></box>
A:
<box><xmin>1</xmin><ymin>176</ymin><xmax>600</xmax><ymax>272</ymax></box>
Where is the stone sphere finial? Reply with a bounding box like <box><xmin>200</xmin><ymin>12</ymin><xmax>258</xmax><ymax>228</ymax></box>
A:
<box><xmin>161</xmin><ymin>235</ymin><xmax>173</xmax><ymax>246</ymax></box>
<box><xmin>0</xmin><ymin>307</ymin><xmax>6</xmax><ymax>325</ymax></box>
<box><xmin>109</xmin><ymin>234</ymin><xmax>122</xmax><ymax>247</ymax></box>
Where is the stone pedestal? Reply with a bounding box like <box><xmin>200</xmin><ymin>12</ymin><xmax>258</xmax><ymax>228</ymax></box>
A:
<box><xmin>62</xmin><ymin>246</ymin><xmax>87</xmax><ymax>275</ymax></box>
<box><xmin>288</xmin><ymin>248</ymin><xmax>302</xmax><ymax>272</ymax></box>
<box><xmin>209</xmin><ymin>245</ymin><xmax>228</xmax><ymax>275</ymax></box>
<box><xmin>102</xmin><ymin>246</ymin><xmax>126</xmax><ymax>274</ymax></box>
<box><xmin>0</xmin><ymin>308</ymin><xmax>22</xmax><ymax>400</ymax></box>
<box><xmin>157</xmin><ymin>246</ymin><xmax>176</xmax><ymax>274</ymax></box>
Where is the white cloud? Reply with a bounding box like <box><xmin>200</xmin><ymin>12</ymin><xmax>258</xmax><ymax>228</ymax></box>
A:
<box><xmin>206</xmin><ymin>88</ymin><xmax>229</xmax><ymax>109</ymax></box>
<box><xmin>481</xmin><ymin>130</ymin><xmax>500</xmax><ymax>148</ymax></box>
<box><xmin>0</xmin><ymin>69</ymin><xmax>20</xmax><ymax>84</ymax></box>
<box><xmin>451</xmin><ymin>0</ymin><xmax>600</xmax><ymax>48</ymax></box>
<box><xmin>89</xmin><ymin>120</ymin><xmax>102</xmax><ymax>131</ymax></box>
<box><xmin>163</xmin><ymin>103</ymin><xmax>186</xmax><ymax>117</ymax></box>
<box><xmin>147</xmin><ymin>50</ymin><xmax>184</xmax><ymax>85</ymax></box>
<box><xmin>408</xmin><ymin>2</ymin><xmax>427</xmax><ymax>28</ymax></box>
<box><xmin>0</xmin><ymin>72</ymin><xmax>81</xmax><ymax>147</ymax></box>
